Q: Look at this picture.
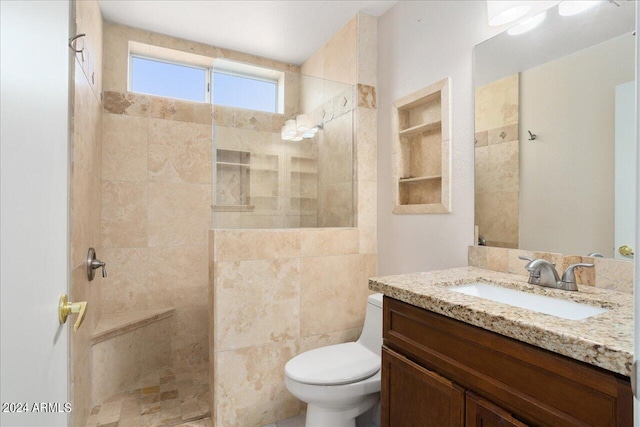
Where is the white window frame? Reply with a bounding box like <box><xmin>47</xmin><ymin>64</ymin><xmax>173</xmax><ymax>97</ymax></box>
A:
<box><xmin>127</xmin><ymin>48</ymin><xmax>285</xmax><ymax>113</ymax></box>
<box><xmin>212</xmin><ymin>69</ymin><xmax>280</xmax><ymax>113</ymax></box>
<box><xmin>128</xmin><ymin>53</ymin><xmax>212</xmax><ymax>103</ymax></box>
<box><xmin>213</xmin><ymin>58</ymin><xmax>285</xmax><ymax>114</ymax></box>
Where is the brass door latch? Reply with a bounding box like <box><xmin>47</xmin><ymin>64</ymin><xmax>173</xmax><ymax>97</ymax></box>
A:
<box><xmin>58</xmin><ymin>295</ymin><xmax>87</xmax><ymax>331</ymax></box>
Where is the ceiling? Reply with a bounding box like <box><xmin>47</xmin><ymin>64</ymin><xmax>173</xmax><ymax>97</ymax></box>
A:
<box><xmin>99</xmin><ymin>0</ymin><xmax>398</xmax><ymax>66</ymax></box>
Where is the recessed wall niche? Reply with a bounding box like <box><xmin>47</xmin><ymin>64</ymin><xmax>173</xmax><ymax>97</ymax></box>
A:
<box><xmin>392</xmin><ymin>78</ymin><xmax>451</xmax><ymax>214</ymax></box>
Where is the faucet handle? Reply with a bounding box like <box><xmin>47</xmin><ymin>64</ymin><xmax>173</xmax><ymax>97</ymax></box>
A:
<box><xmin>561</xmin><ymin>263</ymin><xmax>594</xmax><ymax>285</ymax></box>
<box><xmin>518</xmin><ymin>255</ymin><xmax>534</xmax><ymax>262</ymax></box>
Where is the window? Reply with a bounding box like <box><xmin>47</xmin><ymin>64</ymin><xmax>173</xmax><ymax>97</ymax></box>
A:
<box><xmin>213</xmin><ymin>72</ymin><xmax>277</xmax><ymax>113</ymax></box>
<box><xmin>130</xmin><ymin>55</ymin><xmax>208</xmax><ymax>103</ymax></box>
<box><xmin>128</xmin><ymin>48</ymin><xmax>284</xmax><ymax>113</ymax></box>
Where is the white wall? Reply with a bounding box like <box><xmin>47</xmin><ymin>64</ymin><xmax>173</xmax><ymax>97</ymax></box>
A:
<box><xmin>377</xmin><ymin>1</ymin><xmax>502</xmax><ymax>274</ymax></box>
<box><xmin>519</xmin><ymin>34</ymin><xmax>635</xmax><ymax>257</ymax></box>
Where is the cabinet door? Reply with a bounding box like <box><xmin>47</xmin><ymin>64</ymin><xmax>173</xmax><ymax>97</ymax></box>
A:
<box><xmin>466</xmin><ymin>392</ymin><xmax>529</xmax><ymax>427</ymax></box>
<box><xmin>382</xmin><ymin>347</ymin><xmax>464</xmax><ymax>427</ymax></box>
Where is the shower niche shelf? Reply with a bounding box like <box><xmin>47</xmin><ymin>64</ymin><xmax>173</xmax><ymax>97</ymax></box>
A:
<box><xmin>288</xmin><ymin>155</ymin><xmax>318</xmax><ymax>215</ymax></box>
<box><xmin>393</xmin><ymin>77</ymin><xmax>451</xmax><ymax>214</ymax></box>
<box><xmin>213</xmin><ymin>149</ymin><xmax>255</xmax><ymax>212</ymax></box>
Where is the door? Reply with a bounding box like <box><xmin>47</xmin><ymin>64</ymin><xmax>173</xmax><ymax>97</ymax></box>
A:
<box><xmin>1</xmin><ymin>1</ymin><xmax>71</xmax><ymax>426</ymax></box>
<box><xmin>614</xmin><ymin>81</ymin><xmax>636</xmax><ymax>260</ymax></box>
<box><xmin>465</xmin><ymin>392</ymin><xmax>529</xmax><ymax>427</ymax></box>
<box><xmin>381</xmin><ymin>347</ymin><xmax>464</xmax><ymax>427</ymax></box>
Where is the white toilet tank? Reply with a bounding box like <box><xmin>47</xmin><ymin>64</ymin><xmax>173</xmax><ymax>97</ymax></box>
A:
<box><xmin>357</xmin><ymin>293</ymin><xmax>383</xmax><ymax>356</ymax></box>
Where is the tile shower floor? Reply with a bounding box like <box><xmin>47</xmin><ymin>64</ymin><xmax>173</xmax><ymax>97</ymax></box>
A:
<box><xmin>86</xmin><ymin>363</ymin><xmax>209</xmax><ymax>427</ymax></box>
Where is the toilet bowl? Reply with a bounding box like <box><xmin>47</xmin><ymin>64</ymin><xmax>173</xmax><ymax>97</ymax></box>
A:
<box><xmin>285</xmin><ymin>293</ymin><xmax>383</xmax><ymax>427</ymax></box>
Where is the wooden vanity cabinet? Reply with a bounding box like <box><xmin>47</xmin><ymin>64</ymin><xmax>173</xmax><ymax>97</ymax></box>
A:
<box><xmin>381</xmin><ymin>297</ymin><xmax>633</xmax><ymax>427</ymax></box>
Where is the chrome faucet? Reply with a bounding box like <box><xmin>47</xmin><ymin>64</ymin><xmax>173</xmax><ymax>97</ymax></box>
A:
<box><xmin>518</xmin><ymin>256</ymin><xmax>594</xmax><ymax>291</ymax></box>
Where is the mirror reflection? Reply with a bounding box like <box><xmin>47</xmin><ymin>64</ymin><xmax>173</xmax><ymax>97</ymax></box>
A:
<box><xmin>474</xmin><ymin>1</ymin><xmax>636</xmax><ymax>260</ymax></box>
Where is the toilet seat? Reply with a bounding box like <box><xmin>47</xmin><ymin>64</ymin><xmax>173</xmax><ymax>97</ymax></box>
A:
<box><xmin>285</xmin><ymin>342</ymin><xmax>380</xmax><ymax>386</ymax></box>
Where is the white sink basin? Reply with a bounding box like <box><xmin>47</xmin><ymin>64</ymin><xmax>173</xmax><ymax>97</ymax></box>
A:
<box><xmin>450</xmin><ymin>282</ymin><xmax>608</xmax><ymax>320</ymax></box>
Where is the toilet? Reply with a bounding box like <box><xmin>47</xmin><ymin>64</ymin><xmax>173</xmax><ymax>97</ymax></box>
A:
<box><xmin>284</xmin><ymin>293</ymin><xmax>383</xmax><ymax>427</ymax></box>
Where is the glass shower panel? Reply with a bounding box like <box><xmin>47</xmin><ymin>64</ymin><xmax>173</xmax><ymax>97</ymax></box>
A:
<box><xmin>211</xmin><ymin>72</ymin><xmax>353</xmax><ymax>229</ymax></box>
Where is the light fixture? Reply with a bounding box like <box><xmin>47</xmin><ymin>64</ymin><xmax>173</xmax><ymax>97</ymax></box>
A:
<box><xmin>487</xmin><ymin>1</ymin><xmax>531</xmax><ymax>26</ymax></box>
<box><xmin>281</xmin><ymin>119</ymin><xmax>297</xmax><ymax>141</ymax></box>
<box><xmin>558</xmin><ymin>1</ymin><xmax>601</xmax><ymax>17</ymax></box>
<box><xmin>281</xmin><ymin>114</ymin><xmax>321</xmax><ymax>141</ymax></box>
<box><xmin>507</xmin><ymin>10</ymin><xmax>547</xmax><ymax>35</ymax></box>
<box><xmin>296</xmin><ymin>114</ymin><xmax>313</xmax><ymax>132</ymax></box>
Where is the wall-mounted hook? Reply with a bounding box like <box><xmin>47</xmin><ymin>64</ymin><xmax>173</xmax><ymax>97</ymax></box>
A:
<box><xmin>68</xmin><ymin>33</ymin><xmax>86</xmax><ymax>62</ymax></box>
<box><xmin>528</xmin><ymin>130</ymin><xmax>537</xmax><ymax>141</ymax></box>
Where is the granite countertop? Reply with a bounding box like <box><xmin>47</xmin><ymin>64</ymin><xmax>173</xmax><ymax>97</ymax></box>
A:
<box><xmin>369</xmin><ymin>266</ymin><xmax>633</xmax><ymax>377</ymax></box>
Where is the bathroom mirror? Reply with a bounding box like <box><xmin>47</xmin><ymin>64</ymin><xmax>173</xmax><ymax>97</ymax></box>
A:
<box><xmin>473</xmin><ymin>0</ymin><xmax>636</xmax><ymax>259</ymax></box>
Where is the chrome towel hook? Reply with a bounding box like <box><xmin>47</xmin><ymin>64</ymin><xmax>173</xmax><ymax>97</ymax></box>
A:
<box><xmin>68</xmin><ymin>33</ymin><xmax>86</xmax><ymax>61</ymax></box>
<box><xmin>527</xmin><ymin>130</ymin><xmax>537</xmax><ymax>141</ymax></box>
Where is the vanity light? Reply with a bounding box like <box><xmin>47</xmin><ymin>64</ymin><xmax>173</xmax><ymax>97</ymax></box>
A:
<box><xmin>487</xmin><ymin>1</ymin><xmax>531</xmax><ymax>26</ymax></box>
<box><xmin>296</xmin><ymin>114</ymin><xmax>313</xmax><ymax>132</ymax></box>
<box><xmin>281</xmin><ymin>119</ymin><xmax>297</xmax><ymax>141</ymax></box>
<box><xmin>507</xmin><ymin>10</ymin><xmax>547</xmax><ymax>35</ymax></box>
<box><xmin>558</xmin><ymin>0</ymin><xmax>601</xmax><ymax>17</ymax></box>
<box><xmin>281</xmin><ymin>114</ymin><xmax>320</xmax><ymax>141</ymax></box>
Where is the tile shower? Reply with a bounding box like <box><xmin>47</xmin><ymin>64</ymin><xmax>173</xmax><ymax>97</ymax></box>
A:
<box><xmin>79</xmin><ymin>9</ymin><xmax>378</xmax><ymax>427</ymax></box>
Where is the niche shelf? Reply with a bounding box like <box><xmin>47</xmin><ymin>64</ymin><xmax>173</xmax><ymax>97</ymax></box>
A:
<box><xmin>392</xmin><ymin>77</ymin><xmax>451</xmax><ymax>214</ymax></box>
<box><xmin>213</xmin><ymin>149</ymin><xmax>254</xmax><ymax>212</ymax></box>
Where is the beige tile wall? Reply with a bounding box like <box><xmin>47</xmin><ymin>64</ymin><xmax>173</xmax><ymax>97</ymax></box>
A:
<box><xmin>101</xmin><ymin>92</ymin><xmax>212</xmax><ymax>371</ymax></box>
<box><xmin>208</xmin><ymin>12</ymin><xmax>378</xmax><ymax>426</ymax></box>
<box><xmin>474</xmin><ymin>74</ymin><xmax>519</xmax><ymax>248</ymax></box>
<box><xmin>209</xmin><ymin>229</ymin><xmax>377</xmax><ymax>426</ymax></box>
<box><xmin>103</xmin><ymin>23</ymin><xmax>299</xmax><ymax>93</ymax></box>
<box><xmin>468</xmin><ymin>245</ymin><xmax>634</xmax><ymax>293</ymax></box>
<box><xmin>70</xmin><ymin>1</ymin><xmax>104</xmax><ymax>426</ymax></box>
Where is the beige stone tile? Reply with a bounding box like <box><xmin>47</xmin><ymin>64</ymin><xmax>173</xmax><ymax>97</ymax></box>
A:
<box><xmin>149</xmin><ymin>119</ymin><xmax>212</xmax><ymax>184</ymax></box>
<box><xmin>150</xmin><ymin>97</ymin><xmax>211</xmax><ymax>124</ymax></box>
<box><xmin>212</xmin><ymin>105</ymin><xmax>236</xmax><ymax>127</ymax></box>
<box><xmin>234</xmin><ymin>108</ymin><xmax>274</xmax><ymax>132</ymax></box>
<box><xmin>299</xmin><ymin>328</ymin><xmax>362</xmax><ymax>354</ymax></box>
<box><xmin>562</xmin><ymin>255</ymin><xmax>596</xmax><ymax>286</ymax></box>
<box><xmin>92</xmin><ymin>332</ymin><xmax>137</xmax><ymax>404</ymax></box>
<box><xmin>102</xmin><ymin>113</ymin><xmax>149</xmax><ymax>181</ymax></box>
<box><xmin>103</xmin><ymin>91</ymin><xmax>150</xmax><ymax>117</ymax></box>
<box><xmin>213</xmin><ymin>229</ymin><xmax>301</xmax><ymax>261</ymax></box>
<box><xmin>532</xmin><ymin>251</ymin><xmax>564</xmax><ymax>271</ymax></box>
<box><xmin>300</xmin><ymin>254</ymin><xmax>369</xmax><ymax>337</ymax></box>
<box><xmin>301</xmin><ymin>48</ymin><xmax>323</xmax><ymax>79</ymax></box>
<box><xmin>71</xmin><ymin>63</ymin><xmax>102</xmax><ymax>268</ymax></box>
<box><xmin>357</xmin><ymin>84</ymin><xmax>376</xmax><ymax>109</ymax></box>
<box><xmin>474</xmin><ymin>131</ymin><xmax>488</xmax><ymax>147</ymax></box>
<box><xmin>468</xmin><ymin>246</ymin><xmax>488</xmax><ymax>269</ymax></box>
<box><xmin>488</xmin><ymin>123</ymin><xmax>519</xmax><ymax>145</ymax></box>
<box><xmin>214</xmin><ymin>258</ymin><xmax>300</xmax><ymax>351</ymax></box>
<box><xmin>75</xmin><ymin>0</ymin><xmax>103</xmax><ymax>99</ymax></box>
<box><xmin>486</xmin><ymin>247</ymin><xmax>509</xmax><ymax>273</ymax></box>
<box><xmin>101</xmin><ymin>248</ymin><xmax>148</xmax><ymax>314</ymax></box>
<box><xmin>358</xmin><ymin>180</ymin><xmax>377</xmax><ymax>254</ymax></box>
<box><xmin>135</xmin><ymin>318</ymin><xmax>172</xmax><ymax>379</ymax></box>
<box><xmin>474</xmin><ymin>191</ymin><xmax>519</xmax><ymax>249</ymax></box>
<box><xmin>148</xmin><ymin>182</ymin><xmax>211</xmax><ymax>247</ymax></box>
<box><xmin>215</xmin><ymin>341</ymin><xmax>301</xmax><ymax>426</ymax></box>
<box><xmin>323</xmin><ymin>16</ymin><xmax>357</xmax><ymax>85</ymax></box>
<box><xmin>475</xmin><ymin>140</ymin><xmax>519</xmax><ymax>195</ymax></box>
<box><xmin>356</xmin><ymin>108</ymin><xmax>377</xmax><ymax>182</ymax></box>
<box><xmin>357</xmin><ymin>12</ymin><xmax>377</xmax><ymax>87</ymax></box>
<box><xmin>102</xmin><ymin>181</ymin><xmax>148</xmax><ymax>248</ymax></box>
<box><xmin>507</xmin><ymin>249</ymin><xmax>535</xmax><ymax>277</ymax></box>
<box><xmin>147</xmin><ymin>246</ymin><xmax>209</xmax><ymax>309</ymax></box>
<box><xmin>300</xmin><ymin>228</ymin><xmax>358</xmax><ymax>257</ymax></box>
<box><xmin>594</xmin><ymin>258</ymin><xmax>634</xmax><ymax>293</ymax></box>
<box><xmin>474</xmin><ymin>74</ymin><xmax>519</xmax><ymax>132</ymax></box>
